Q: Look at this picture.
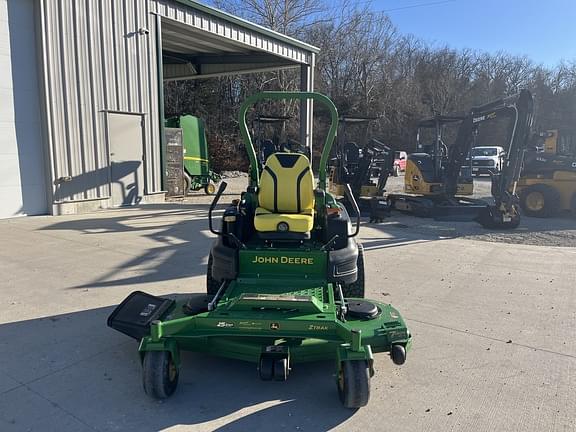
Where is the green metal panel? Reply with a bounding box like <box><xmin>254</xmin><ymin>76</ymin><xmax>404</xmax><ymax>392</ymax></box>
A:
<box><xmin>139</xmin><ymin>297</ymin><xmax>411</xmax><ymax>364</ymax></box>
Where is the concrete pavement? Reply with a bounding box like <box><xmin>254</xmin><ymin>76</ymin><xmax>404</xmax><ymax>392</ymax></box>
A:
<box><xmin>0</xmin><ymin>203</ymin><xmax>574</xmax><ymax>431</ymax></box>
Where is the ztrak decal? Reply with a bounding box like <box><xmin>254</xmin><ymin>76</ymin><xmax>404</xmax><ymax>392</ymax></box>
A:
<box><xmin>251</xmin><ymin>256</ymin><xmax>315</xmax><ymax>265</ymax></box>
<box><xmin>216</xmin><ymin>321</ymin><xmax>234</xmax><ymax>328</ymax></box>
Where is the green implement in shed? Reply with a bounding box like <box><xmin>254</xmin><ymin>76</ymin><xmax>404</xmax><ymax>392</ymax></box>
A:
<box><xmin>165</xmin><ymin>114</ymin><xmax>221</xmax><ymax>195</ymax></box>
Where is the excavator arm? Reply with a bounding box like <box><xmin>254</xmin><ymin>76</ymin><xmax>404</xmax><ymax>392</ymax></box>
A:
<box><xmin>443</xmin><ymin>90</ymin><xmax>534</xmax><ymax>225</ymax></box>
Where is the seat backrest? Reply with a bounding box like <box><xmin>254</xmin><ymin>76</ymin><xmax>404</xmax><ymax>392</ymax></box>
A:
<box><xmin>258</xmin><ymin>153</ymin><xmax>314</xmax><ymax>213</ymax></box>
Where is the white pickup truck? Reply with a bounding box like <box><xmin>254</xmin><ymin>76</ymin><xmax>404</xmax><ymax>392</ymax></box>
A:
<box><xmin>471</xmin><ymin>146</ymin><xmax>505</xmax><ymax>176</ymax></box>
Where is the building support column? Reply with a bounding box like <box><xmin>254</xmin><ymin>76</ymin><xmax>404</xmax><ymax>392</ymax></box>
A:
<box><xmin>299</xmin><ymin>53</ymin><xmax>315</xmax><ymax>162</ymax></box>
<box><xmin>155</xmin><ymin>14</ymin><xmax>166</xmax><ymax>190</ymax></box>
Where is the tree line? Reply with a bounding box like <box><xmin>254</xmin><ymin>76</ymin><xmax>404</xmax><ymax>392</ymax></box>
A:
<box><xmin>164</xmin><ymin>1</ymin><xmax>576</xmax><ymax>171</ymax></box>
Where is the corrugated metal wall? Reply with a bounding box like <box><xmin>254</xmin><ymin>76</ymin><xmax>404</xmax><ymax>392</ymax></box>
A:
<box><xmin>150</xmin><ymin>0</ymin><xmax>313</xmax><ymax>65</ymax></box>
<box><xmin>38</xmin><ymin>0</ymin><xmax>161</xmax><ymax>203</ymax></box>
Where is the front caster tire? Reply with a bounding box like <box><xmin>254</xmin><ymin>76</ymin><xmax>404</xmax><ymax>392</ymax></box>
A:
<box><xmin>142</xmin><ymin>351</ymin><xmax>179</xmax><ymax>399</ymax></box>
<box><xmin>259</xmin><ymin>357</ymin><xmax>289</xmax><ymax>381</ymax></box>
<box><xmin>273</xmin><ymin>358</ymin><xmax>289</xmax><ymax>381</ymax></box>
<box><xmin>337</xmin><ymin>360</ymin><xmax>370</xmax><ymax>409</ymax></box>
<box><xmin>391</xmin><ymin>344</ymin><xmax>406</xmax><ymax>365</ymax></box>
<box><xmin>259</xmin><ymin>356</ymin><xmax>274</xmax><ymax>381</ymax></box>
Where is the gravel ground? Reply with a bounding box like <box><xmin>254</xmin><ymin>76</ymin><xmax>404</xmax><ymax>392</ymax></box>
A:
<box><xmin>180</xmin><ymin>172</ymin><xmax>576</xmax><ymax>248</ymax></box>
<box><xmin>383</xmin><ymin>175</ymin><xmax>576</xmax><ymax>248</ymax></box>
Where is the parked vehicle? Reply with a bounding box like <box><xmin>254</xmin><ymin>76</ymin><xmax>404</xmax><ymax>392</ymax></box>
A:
<box><xmin>471</xmin><ymin>146</ymin><xmax>505</xmax><ymax>176</ymax></box>
<box><xmin>393</xmin><ymin>151</ymin><xmax>407</xmax><ymax>176</ymax></box>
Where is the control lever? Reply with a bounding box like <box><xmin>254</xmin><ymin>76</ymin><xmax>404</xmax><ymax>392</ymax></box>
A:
<box><xmin>343</xmin><ymin>184</ymin><xmax>361</xmax><ymax>237</ymax></box>
<box><xmin>208</xmin><ymin>181</ymin><xmax>247</xmax><ymax>249</ymax></box>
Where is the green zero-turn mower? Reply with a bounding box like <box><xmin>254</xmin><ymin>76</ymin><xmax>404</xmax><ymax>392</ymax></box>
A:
<box><xmin>108</xmin><ymin>92</ymin><xmax>411</xmax><ymax>409</ymax></box>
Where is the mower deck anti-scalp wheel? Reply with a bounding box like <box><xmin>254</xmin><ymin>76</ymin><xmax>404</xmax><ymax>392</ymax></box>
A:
<box><xmin>337</xmin><ymin>360</ymin><xmax>371</xmax><ymax>409</ymax></box>
<box><xmin>142</xmin><ymin>351</ymin><xmax>179</xmax><ymax>399</ymax></box>
<box><xmin>342</xmin><ymin>243</ymin><xmax>365</xmax><ymax>298</ymax></box>
<box><xmin>391</xmin><ymin>344</ymin><xmax>406</xmax><ymax>365</ymax></box>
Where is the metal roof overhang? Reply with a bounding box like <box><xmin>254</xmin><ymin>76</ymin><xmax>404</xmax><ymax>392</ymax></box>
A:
<box><xmin>151</xmin><ymin>0</ymin><xmax>319</xmax><ymax>81</ymax></box>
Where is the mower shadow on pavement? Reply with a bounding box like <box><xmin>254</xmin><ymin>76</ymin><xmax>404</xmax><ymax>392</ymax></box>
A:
<box><xmin>0</xmin><ymin>301</ymin><xmax>355</xmax><ymax>432</ymax></box>
<box><xmin>38</xmin><ymin>204</ymin><xmax>221</xmax><ymax>290</ymax></box>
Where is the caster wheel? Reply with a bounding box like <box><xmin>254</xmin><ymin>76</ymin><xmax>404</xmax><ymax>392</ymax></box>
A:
<box><xmin>142</xmin><ymin>351</ymin><xmax>179</xmax><ymax>399</ymax></box>
<box><xmin>337</xmin><ymin>360</ymin><xmax>370</xmax><ymax>409</ymax></box>
<box><xmin>391</xmin><ymin>344</ymin><xmax>406</xmax><ymax>365</ymax></box>
<box><xmin>273</xmin><ymin>358</ymin><xmax>289</xmax><ymax>381</ymax></box>
<box><xmin>259</xmin><ymin>356</ymin><xmax>274</xmax><ymax>381</ymax></box>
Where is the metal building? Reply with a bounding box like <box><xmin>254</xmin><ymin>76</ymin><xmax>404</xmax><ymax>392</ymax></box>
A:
<box><xmin>0</xmin><ymin>0</ymin><xmax>318</xmax><ymax>218</ymax></box>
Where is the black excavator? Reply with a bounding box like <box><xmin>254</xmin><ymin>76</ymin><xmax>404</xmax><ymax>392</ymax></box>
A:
<box><xmin>328</xmin><ymin>116</ymin><xmax>394</xmax><ymax>220</ymax></box>
<box><xmin>388</xmin><ymin>89</ymin><xmax>534</xmax><ymax>229</ymax></box>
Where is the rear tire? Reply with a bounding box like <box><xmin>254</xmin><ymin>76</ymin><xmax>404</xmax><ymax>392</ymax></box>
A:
<box><xmin>142</xmin><ymin>351</ymin><xmax>179</xmax><ymax>399</ymax></box>
<box><xmin>337</xmin><ymin>360</ymin><xmax>371</xmax><ymax>409</ymax></box>
<box><xmin>342</xmin><ymin>243</ymin><xmax>365</xmax><ymax>298</ymax></box>
<box><xmin>519</xmin><ymin>184</ymin><xmax>561</xmax><ymax>218</ymax></box>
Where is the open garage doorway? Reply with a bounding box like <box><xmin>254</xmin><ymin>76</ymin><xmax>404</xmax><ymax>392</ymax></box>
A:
<box><xmin>151</xmin><ymin>0</ymin><xmax>318</xmax><ymax>193</ymax></box>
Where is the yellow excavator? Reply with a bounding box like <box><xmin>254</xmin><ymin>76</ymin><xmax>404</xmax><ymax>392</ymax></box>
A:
<box><xmin>403</xmin><ymin>115</ymin><xmax>474</xmax><ymax>198</ymax></box>
<box><xmin>517</xmin><ymin>129</ymin><xmax>576</xmax><ymax>217</ymax></box>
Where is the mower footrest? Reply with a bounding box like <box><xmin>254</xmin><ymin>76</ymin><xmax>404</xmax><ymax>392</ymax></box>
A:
<box><xmin>107</xmin><ymin>291</ymin><xmax>175</xmax><ymax>340</ymax></box>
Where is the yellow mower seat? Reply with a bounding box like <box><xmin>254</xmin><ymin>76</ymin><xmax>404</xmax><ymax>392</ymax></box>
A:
<box><xmin>254</xmin><ymin>153</ymin><xmax>315</xmax><ymax>233</ymax></box>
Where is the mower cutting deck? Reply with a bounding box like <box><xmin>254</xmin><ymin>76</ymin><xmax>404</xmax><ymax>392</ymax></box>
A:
<box><xmin>108</xmin><ymin>92</ymin><xmax>411</xmax><ymax>408</ymax></box>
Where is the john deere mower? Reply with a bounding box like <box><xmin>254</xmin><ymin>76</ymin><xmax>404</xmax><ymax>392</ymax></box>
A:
<box><xmin>107</xmin><ymin>92</ymin><xmax>411</xmax><ymax>409</ymax></box>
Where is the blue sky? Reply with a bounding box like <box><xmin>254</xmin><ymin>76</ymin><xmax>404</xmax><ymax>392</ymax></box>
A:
<box><xmin>372</xmin><ymin>0</ymin><xmax>576</xmax><ymax>66</ymax></box>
